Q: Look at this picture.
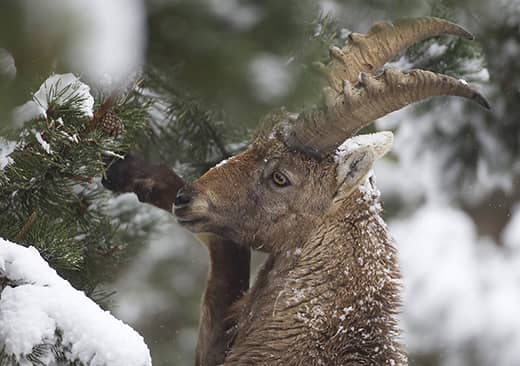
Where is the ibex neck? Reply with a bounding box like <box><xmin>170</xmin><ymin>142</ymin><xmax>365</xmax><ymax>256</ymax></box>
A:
<box><xmin>334</xmin><ymin>174</ymin><xmax>383</xmax><ymax>218</ymax></box>
<box><xmin>227</xmin><ymin>178</ymin><xmax>407</xmax><ymax>365</ymax></box>
<box><xmin>282</xmin><ymin>178</ymin><xmax>406</xmax><ymax>365</ymax></box>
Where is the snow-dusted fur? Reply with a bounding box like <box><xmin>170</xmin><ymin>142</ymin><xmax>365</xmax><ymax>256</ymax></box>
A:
<box><xmin>175</xmin><ymin>131</ymin><xmax>406</xmax><ymax>365</ymax></box>
<box><xmin>224</xmin><ymin>178</ymin><xmax>406</xmax><ymax>365</ymax></box>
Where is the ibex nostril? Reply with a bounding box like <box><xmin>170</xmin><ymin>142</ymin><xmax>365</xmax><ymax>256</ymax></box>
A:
<box><xmin>174</xmin><ymin>191</ymin><xmax>191</xmax><ymax>207</ymax></box>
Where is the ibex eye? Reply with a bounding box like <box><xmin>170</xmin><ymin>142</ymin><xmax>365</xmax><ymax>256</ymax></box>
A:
<box><xmin>272</xmin><ymin>171</ymin><xmax>290</xmax><ymax>187</ymax></box>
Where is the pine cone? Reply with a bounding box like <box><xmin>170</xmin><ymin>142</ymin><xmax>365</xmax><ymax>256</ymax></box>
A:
<box><xmin>98</xmin><ymin>110</ymin><xmax>124</xmax><ymax>137</ymax></box>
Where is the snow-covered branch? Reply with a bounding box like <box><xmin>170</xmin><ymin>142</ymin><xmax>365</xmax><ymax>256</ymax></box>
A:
<box><xmin>0</xmin><ymin>238</ymin><xmax>152</xmax><ymax>366</ymax></box>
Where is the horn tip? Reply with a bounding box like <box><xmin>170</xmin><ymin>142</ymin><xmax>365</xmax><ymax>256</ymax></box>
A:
<box><xmin>429</xmin><ymin>16</ymin><xmax>475</xmax><ymax>40</ymax></box>
<box><xmin>450</xmin><ymin>21</ymin><xmax>475</xmax><ymax>40</ymax></box>
<box><xmin>461</xmin><ymin>28</ymin><xmax>475</xmax><ymax>40</ymax></box>
<box><xmin>472</xmin><ymin>92</ymin><xmax>491</xmax><ymax>110</ymax></box>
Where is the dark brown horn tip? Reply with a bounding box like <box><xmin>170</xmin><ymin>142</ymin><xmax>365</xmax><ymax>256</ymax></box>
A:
<box><xmin>450</xmin><ymin>22</ymin><xmax>474</xmax><ymax>40</ymax></box>
<box><xmin>436</xmin><ymin>19</ymin><xmax>474</xmax><ymax>40</ymax></box>
<box><xmin>465</xmin><ymin>32</ymin><xmax>475</xmax><ymax>41</ymax></box>
<box><xmin>472</xmin><ymin>91</ymin><xmax>491</xmax><ymax>110</ymax></box>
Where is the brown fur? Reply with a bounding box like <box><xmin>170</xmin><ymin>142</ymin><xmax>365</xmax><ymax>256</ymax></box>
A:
<box><xmin>176</xmin><ymin>138</ymin><xmax>335</xmax><ymax>253</ymax></box>
<box><xmin>195</xmin><ymin>234</ymin><xmax>250</xmax><ymax>366</ymax></box>
<box><xmin>224</xmin><ymin>185</ymin><xmax>405</xmax><ymax>365</ymax></box>
<box><xmin>102</xmin><ymin>155</ymin><xmax>184</xmax><ymax>211</ymax></box>
<box><xmin>175</xmin><ymin>136</ymin><xmax>407</xmax><ymax>365</ymax></box>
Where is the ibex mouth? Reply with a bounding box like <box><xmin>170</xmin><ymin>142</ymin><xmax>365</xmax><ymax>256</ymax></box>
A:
<box><xmin>176</xmin><ymin>216</ymin><xmax>211</xmax><ymax>233</ymax></box>
<box><xmin>176</xmin><ymin>217</ymin><xmax>207</xmax><ymax>225</ymax></box>
<box><xmin>174</xmin><ymin>203</ymin><xmax>210</xmax><ymax>230</ymax></box>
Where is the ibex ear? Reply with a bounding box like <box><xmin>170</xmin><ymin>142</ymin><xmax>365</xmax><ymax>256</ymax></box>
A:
<box><xmin>334</xmin><ymin>132</ymin><xmax>393</xmax><ymax>192</ymax></box>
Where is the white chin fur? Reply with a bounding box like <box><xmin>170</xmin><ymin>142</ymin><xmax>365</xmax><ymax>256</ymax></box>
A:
<box><xmin>334</xmin><ymin>131</ymin><xmax>393</xmax><ymax>189</ymax></box>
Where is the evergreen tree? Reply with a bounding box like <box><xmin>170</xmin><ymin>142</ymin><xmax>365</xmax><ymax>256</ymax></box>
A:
<box><xmin>0</xmin><ymin>73</ymin><xmax>152</xmax><ymax>292</ymax></box>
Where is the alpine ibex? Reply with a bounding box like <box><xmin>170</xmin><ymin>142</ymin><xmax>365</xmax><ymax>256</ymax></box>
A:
<box><xmin>172</xmin><ymin>17</ymin><xmax>489</xmax><ymax>365</ymax></box>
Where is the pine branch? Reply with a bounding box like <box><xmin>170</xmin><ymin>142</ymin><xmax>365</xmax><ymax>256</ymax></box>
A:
<box><xmin>0</xmin><ymin>74</ymin><xmax>153</xmax><ymax>293</ymax></box>
<box><xmin>14</xmin><ymin>211</ymin><xmax>37</xmax><ymax>241</ymax></box>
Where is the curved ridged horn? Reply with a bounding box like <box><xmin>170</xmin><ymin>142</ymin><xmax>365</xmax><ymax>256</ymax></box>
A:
<box><xmin>284</xmin><ymin>68</ymin><xmax>490</xmax><ymax>157</ymax></box>
<box><xmin>324</xmin><ymin>16</ymin><xmax>474</xmax><ymax>91</ymax></box>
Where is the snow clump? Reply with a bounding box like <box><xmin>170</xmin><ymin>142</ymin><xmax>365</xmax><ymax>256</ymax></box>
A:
<box><xmin>0</xmin><ymin>238</ymin><xmax>152</xmax><ymax>366</ymax></box>
<box><xmin>12</xmin><ymin>73</ymin><xmax>95</xmax><ymax>126</ymax></box>
<box><xmin>33</xmin><ymin>73</ymin><xmax>95</xmax><ymax>119</ymax></box>
<box><xmin>0</xmin><ymin>138</ymin><xmax>16</xmax><ymax>170</ymax></box>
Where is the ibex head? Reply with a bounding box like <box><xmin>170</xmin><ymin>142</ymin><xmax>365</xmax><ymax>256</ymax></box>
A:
<box><xmin>175</xmin><ymin>128</ymin><xmax>393</xmax><ymax>251</ymax></box>
<box><xmin>174</xmin><ymin>17</ymin><xmax>489</xmax><ymax>251</ymax></box>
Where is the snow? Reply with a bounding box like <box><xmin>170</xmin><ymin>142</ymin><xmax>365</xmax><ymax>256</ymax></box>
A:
<box><xmin>319</xmin><ymin>0</ymin><xmax>341</xmax><ymax>17</ymax></box>
<box><xmin>0</xmin><ymin>138</ymin><xmax>16</xmax><ymax>170</ymax></box>
<box><xmin>375</xmin><ymin>100</ymin><xmax>512</xmax><ymax>204</ymax></box>
<box><xmin>339</xmin><ymin>28</ymin><xmax>352</xmax><ymax>40</ymax></box>
<box><xmin>21</xmin><ymin>0</ymin><xmax>145</xmax><ymax>87</ymax></box>
<box><xmin>13</xmin><ymin>73</ymin><xmax>94</xmax><ymax>129</ymax></box>
<box><xmin>373</xmin><ymin>158</ymin><xmax>424</xmax><ymax>206</ymax></box>
<box><xmin>0</xmin><ymin>48</ymin><xmax>16</xmax><ymax>80</ymax></box>
<box><xmin>33</xmin><ymin>73</ymin><xmax>94</xmax><ymax>119</ymax></box>
<box><xmin>367</xmin><ymin>92</ymin><xmax>520</xmax><ymax>366</ymax></box>
<box><xmin>313</xmin><ymin>23</ymin><xmax>323</xmax><ymax>37</ymax></box>
<box><xmin>33</xmin><ymin>130</ymin><xmax>52</xmax><ymax>154</ymax></box>
<box><xmin>385</xmin><ymin>55</ymin><xmax>414</xmax><ymax>71</ymax></box>
<box><xmin>471</xmin><ymin>67</ymin><xmax>490</xmax><ymax>82</ymax></box>
<box><xmin>206</xmin><ymin>0</ymin><xmax>260</xmax><ymax>30</ymax></box>
<box><xmin>502</xmin><ymin>204</ymin><xmax>520</xmax><ymax>250</ymax></box>
<box><xmin>335</xmin><ymin>131</ymin><xmax>394</xmax><ymax>162</ymax></box>
<box><xmin>215</xmin><ymin>158</ymin><xmax>230</xmax><ymax>168</ymax></box>
<box><xmin>481</xmin><ymin>0</ymin><xmax>520</xmax><ymax>28</ymax></box>
<box><xmin>391</xmin><ymin>204</ymin><xmax>520</xmax><ymax>366</ymax></box>
<box><xmin>426</xmin><ymin>43</ymin><xmax>448</xmax><ymax>58</ymax></box>
<box><xmin>249</xmin><ymin>54</ymin><xmax>292</xmax><ymax>102</ymax></box>
<box><xmin>61</xmin><ymin>130</ymin><xmax>80</xmax><ymax>144</ymax></box>
<box><xmin>11</xmin><ymin>101</ymin><xmax>46</xmax><ymax>126</ymax></box>
<box><xmin>109</xmin><ymin>219</ymin><xmax>196</xmax><ymax>324</ymax></box>
<box><xmin>102</xmin><ymin>150</ymin><xmax>125</xmax><ymax>160</ymax></box>
<box><xmin>0</xmin><ymin>238</ymin><xmax>152</xmax><ymax>366</ymax></box>
<box><xmin>460</xmin><ymin>59</ymin><xmax>491</xmax><ymax>83</ymax></box>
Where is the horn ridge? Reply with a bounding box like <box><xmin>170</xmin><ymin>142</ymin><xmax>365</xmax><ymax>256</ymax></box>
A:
<box><xmin>326</xmin><ymin>16</ymin><xmax>475</xmax><ymax>91</ymax></box>
<box><xmin>286</xmin><ymin>68</ymin><xmax>489</xmax><ymax>157</ymax></box>
<box><xmin>282</xmin><ymin>17</ymin><xmax>488</xmax><ymax>158</ymax></box>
